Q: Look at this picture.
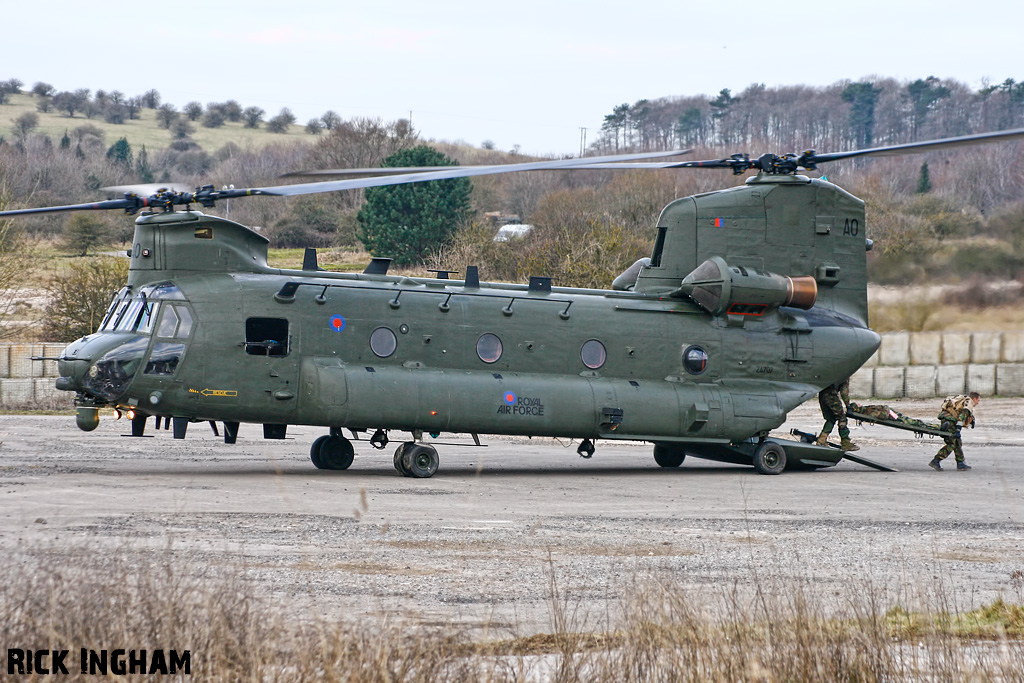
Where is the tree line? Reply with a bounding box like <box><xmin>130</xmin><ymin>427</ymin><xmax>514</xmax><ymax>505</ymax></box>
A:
<box><xmin>595</xmin><ymin>76</ymin><xmax>1024</xmax><ymax>154</ymax></box>
<box><xmin>0</xmin><ymin>77</ymin><xmax>351</xmax><ymax>141</ymax></box>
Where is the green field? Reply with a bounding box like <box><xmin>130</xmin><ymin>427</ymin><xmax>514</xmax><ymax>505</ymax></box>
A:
<box><xmin>0</xmin><ymin>92</ymin><xmax>314</xmax><ymax>152</ymax></box>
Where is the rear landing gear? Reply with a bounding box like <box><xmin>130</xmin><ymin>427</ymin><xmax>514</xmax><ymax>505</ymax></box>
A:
<box><xmin>310</xmin><ymin>432</ymin><xmax>355</xmax><ymax>470</ymax></box>
<box><xmin>753</xmin><ymin>441</ymin><xmax>786</xmax><ymax>475</ymax></box>
<box><xmin>653</xmin><ymin>443</ymin><xmax>686</xmax><ymax>468</ymax></box>
<box><xmin>393</xmin><ymin>442</ymin><xmax>439</xmax><ymax>478</ymax></box>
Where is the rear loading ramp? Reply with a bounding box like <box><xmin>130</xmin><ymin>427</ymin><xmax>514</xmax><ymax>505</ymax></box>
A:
<box><xmin>685</xmin><ymin>435</ymin><xmax>844</xmax><ymax>471</ymax></box>
<box><xmin>791</xmin><ymin>429</ymin><xmax>899</xmax><ymax>472</ymax></box>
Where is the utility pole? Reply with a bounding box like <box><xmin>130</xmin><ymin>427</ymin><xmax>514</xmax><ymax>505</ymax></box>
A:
<box><xmin>579</xmin><ymin>127</ymin><xmax>588</xmax><ymax>156</ymax></box>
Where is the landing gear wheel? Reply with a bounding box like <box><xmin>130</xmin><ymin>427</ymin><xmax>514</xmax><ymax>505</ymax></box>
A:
<box><xmin>753</xmin><ymin>441</ymin><xmax>787</xmax><ymax>475</ymax></box>
<box><xmin>394</xmin><ymin>443</ymin><xmax>411</xmax><ymax>476</ymax></box>
<box><xmin>653</xmin><ymin>444</ymin><xmax>686</xmax><ymax>468</ymax></box>
<box><xmin>319</xmin><ymin>435</ymin><xmax>355</xmax><ymax>470</ymax></box>
<box><xmin>310</xmin><ymin>435</ymin><xmax>329</xmax><ymax>469</ymax></box>
<box><xmin>401</xmin><ymin>444</ymin><xmax>439</xmax><ymax>478</ymax></box>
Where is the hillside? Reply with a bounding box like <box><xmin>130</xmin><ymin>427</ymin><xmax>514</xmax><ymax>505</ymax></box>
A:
<box><xmin>0</xmin><ymin>92</ymin><xmax>312</xmax><ymax>152</ymax></box>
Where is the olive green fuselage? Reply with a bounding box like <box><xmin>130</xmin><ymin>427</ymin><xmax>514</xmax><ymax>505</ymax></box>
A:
<box><xmin>59</xmin><ymin>173</ymin><xmax>880</xmax><ymax>449</ymax></box>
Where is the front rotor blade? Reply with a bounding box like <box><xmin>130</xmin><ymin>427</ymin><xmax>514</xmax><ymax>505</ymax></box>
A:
<box><xmin>808</xmin><ymin>128</ymin><xmax>1024</xmax><ymax>164</ymax></box>
<box><xmin>257</xmin><ymin>149</ymin><xmax>692</xmax><ymax>196</ymax></box>
<box><xmin>0</xmin><ymin>198</ymin><xmax>141</xmax><ymax>217</ymax></box>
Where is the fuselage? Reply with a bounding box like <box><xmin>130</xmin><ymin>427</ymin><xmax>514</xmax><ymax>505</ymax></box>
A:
<box><xmin>57</xmin><ymin>210</ymin><xmax>879</xmax><ymax>446</ymax></box>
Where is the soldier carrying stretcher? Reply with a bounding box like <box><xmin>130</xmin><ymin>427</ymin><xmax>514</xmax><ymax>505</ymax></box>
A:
<box><xmin>815</xmin><ymin>378</ymin><xmax>859</xmax><ymax>451</ymax></box>
<box><xmin>929</xmin><ymin>392</ymin><xmax>980</xmax><ymax>471</ymax></box>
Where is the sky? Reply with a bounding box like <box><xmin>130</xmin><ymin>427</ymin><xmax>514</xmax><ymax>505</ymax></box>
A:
<box><xmin>4</xmin><ymin>0</ymin><xmax>1021</xmax><ymax>157</ymax></box>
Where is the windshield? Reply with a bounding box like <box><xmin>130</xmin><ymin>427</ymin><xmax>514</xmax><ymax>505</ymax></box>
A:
<box><xmin>99</xmin><ymin>282</ymin><xmax>185</xmax><ymax>335</ymax></box>
<box><xmin>113</xmin><ymin>298</ymin><xmax>160</xmax><ymax>334</ymax></box>
<box><xmin>99</xmin><ymin>287</ymin><xmax>132</xmax><ymax>331</ymax></box>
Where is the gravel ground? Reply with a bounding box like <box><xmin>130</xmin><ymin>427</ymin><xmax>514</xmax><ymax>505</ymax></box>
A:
<box><xmin>1</xmin><ymin>398</ymin><xmax>1022</xmax><ymax>636</ymax></box>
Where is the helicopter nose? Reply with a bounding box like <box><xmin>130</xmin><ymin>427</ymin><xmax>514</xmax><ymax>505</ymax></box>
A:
<box><xmin>857</xmin><ymin>328</ymin><xmax>882</xmax><ymax>365</ymax></box>
<box><xmin>55</xmin><ymin>334</ymin><xmax>149</xmax><ymax>403</ymax></box>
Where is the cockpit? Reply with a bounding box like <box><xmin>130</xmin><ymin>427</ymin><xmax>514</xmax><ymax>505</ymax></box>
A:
<box><xmin>60</xmin><ymin>281</ymin><xmax>194</xmax><ymax>405</ymax></box>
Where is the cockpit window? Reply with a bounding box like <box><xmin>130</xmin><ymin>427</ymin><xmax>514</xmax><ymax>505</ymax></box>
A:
<box><xmin>138</xmin><ymin>281</ymin><xmax>186</xmax><ymax>300</ymax></box>
<box><xmin>155</xmin><ymin>305</ymin><xmax>194</xmax><ymax>339</ymax></box>
<box><xmin>245</xmin><ymin>317</ymin><xmax>289</xmax><ymax>357</ymax></box>
<box><xmin>100</xmin><ymin>283</ymin><xmax>186</xmax><ymax>333</ymax></box>
<box><xmin>136</xmin><ymin>300</ymin><xmax>158</xmax><ymax>334</ymax></box>
<box><xmin>176</xmin><ymin>307</ymin><xmax>193</xmax><ymax>338</ymax></box>
<box><xmin>145</xmin><ymin>342</ymin><xmax>186</xmax><ymax>376</ymax></box>
<box><xmin>114</xmin><ymin>299</ymin><xmax>159</xmax><ymax>334</ymax></box>
<box><xmin>100</xmin><ymin>288</ymin><xmax>132</xmax><ymax>331</ymax></box>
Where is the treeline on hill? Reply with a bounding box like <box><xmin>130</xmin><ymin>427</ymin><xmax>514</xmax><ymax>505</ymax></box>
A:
<box><xmin>1</xmin><ymin>75</ymin><xmax>1024</xmax><ymax>307</ymax></box>
<box><xmin>0</xmin><ymin>77</ymin><xmax>345</xmax><ymax>140</ymax></box>
<box><xmin>593</xmin><ymin>76</ymin><xmax>1024</xmax><ymax>153</ymax></box>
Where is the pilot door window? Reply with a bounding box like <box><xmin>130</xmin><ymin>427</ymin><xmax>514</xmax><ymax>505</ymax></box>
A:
<box><xmin>144</xmin><ymin>305</ymin><xmax>194</xmax><ymax>376</ymax></box>
<box><xmin>245</xmin><ymin>317</ymin><xmax>290</xmax><ymax>357</ymax></box>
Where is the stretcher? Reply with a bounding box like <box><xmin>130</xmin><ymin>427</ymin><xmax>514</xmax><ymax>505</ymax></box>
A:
<box><xmin>845</xmin><ymin>403</ymin><xmax>954</xmax><ymax>438</ymax></box>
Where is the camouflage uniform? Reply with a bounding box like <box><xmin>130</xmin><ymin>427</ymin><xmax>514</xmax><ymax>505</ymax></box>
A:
<box><xmin>933</xmin><ymin>395</ymin><xmax>976</xmax><ymax>467</ymax></box>
<box><xmin>817</xmin><ymin>378</ymin><xmax>857</xmax><ymax>450</ymax></box>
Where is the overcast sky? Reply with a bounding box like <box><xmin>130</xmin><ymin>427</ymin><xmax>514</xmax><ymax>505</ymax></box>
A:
<box><xmin>4</xmin><ymin>1</ymin><xmax>1021</xmax><ymax>156</ymax></box>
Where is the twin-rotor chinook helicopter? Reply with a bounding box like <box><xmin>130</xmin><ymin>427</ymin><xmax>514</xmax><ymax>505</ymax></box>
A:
<box><xmin>3</xmin><ymin>129</ymin><xmax>1023</xmax><ymax>477</ymax></box>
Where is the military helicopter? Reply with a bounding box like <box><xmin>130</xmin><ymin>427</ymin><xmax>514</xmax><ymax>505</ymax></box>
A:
<box><xmin>2</xmin><ymin>129</ymin><xmax>1022</xmax><ymax>477</ymax></box>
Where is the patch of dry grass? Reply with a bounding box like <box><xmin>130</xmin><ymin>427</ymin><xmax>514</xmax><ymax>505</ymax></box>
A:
<box><xmin>3</xmin><ymin>548</ymin><xmax>1023</xmax><ymax>681</ymax></box>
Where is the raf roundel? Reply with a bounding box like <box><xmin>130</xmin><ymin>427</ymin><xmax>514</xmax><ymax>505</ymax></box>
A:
<box><xmin>503</xmin><ymin>392</ymin><xmax>517</xmax><ymax>405</ymax></box>
<box><xmin>328</xmin><ymin>314</ymin><xmax>346</xmax><ymax>333</ymax></box>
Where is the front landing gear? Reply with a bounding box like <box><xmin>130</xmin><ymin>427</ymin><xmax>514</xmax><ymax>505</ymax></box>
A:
<box><xmin>310</xmin><ymin>431</ymin><xmax>355</xmax><ymax>470</ymax></box>
<box><xmin>393</xmin><ymin>442</ymin><xmax>439</xmax><ymax>478</ymax></box>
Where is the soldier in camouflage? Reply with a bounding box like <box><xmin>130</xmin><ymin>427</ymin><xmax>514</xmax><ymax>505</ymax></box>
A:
<box><xmin>930</xmin><ymin>392</ymin><xmax>980</xmax><ymax>471</ymax></box>
<box><xmin>815</xmin><ymin>377</ymin><xmax>859</xmax><ymax>451</ymax></box>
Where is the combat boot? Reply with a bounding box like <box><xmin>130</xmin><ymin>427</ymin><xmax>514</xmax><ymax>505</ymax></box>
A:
<box><xmin>814</xmin><ymin>432</ymin><xmax>829</xmax><ymax>447</ymax></box>
<box><xmin>957</xmin><ymin>461</ymin><xmax>972</xmax><ymax>471</ymax></box>
<box><xmin>928</xmin><ymin>458</ymin><xmax>943</xmax><ymax>471</ymax></box>
<box><xmin>840</xmin><ymin>438</ymin><xmax>860</xmax><ymax>452</ymax></box>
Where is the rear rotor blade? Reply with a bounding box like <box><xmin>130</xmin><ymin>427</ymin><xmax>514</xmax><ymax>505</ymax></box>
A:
<box><xmin>280</xmin><ymin>160</ymin><xmax>698</xmax><ymax>179</ymax></box>
<box><xmin>807</xmin><ymin>127</ymin><xmax>1024</xmax><ymax>165</ymax></box>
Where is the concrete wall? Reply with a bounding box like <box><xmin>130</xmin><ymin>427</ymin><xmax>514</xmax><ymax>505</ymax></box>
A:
<box><xmin>0</xmin><ymin>344</ymin><xmax>74</xmax><ymax>408</ymax></box>
<box><xmin>4</xmin><ymin>331</ymin><xmax>1024</xmax><ymax>408</ymax></box>
<box><xmin>852</xmin><ymin>330</ymin><xmax>1024</xmax><ymax>398</ymax></box>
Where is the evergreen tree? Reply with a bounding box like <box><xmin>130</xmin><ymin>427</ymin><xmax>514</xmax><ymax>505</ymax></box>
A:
<box><xmin>136</xmin><ymin>145</ymin><xmax>154</xmax><ymax>183</ymax></box>
<box><xmin>907</xmin><ymin>76</ymin><xmax>951</xmax><ymax>139</ymax></box>
<box><xmin>841</xmin><ymin>81</ymin><xmax>883</xmax><ymax>147</ymax></box>
<box><xmin>105</xmin><ymin>137</ymin><xmax>133</xmax><ymax>167</ymax></box>
<box><xmin>916</xmin><ymin>162</ymin><xmax>932</xmax><ymax>194</ymax></box>
<box><xmin>357</xmin><ymin>146</ymin><xmax>473</xmax><ymax>266</ymax></box>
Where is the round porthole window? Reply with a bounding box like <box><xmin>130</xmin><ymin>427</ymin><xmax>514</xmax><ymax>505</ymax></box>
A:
<box><xmin>370</xmin><ymin>327</ymin><xmax>398</xmax><ymax>358</ymax></box>
<box><xmin>476</xmin><ymin>333</ymin><xmax>503</xmax><ymax>363</ymax></box>
<box><xmin>683</xmin><ymin>345</ymin><xmax>708</xmax><ymax>375</ymax></box>
<box><xmin>580</xmin><ymin>339</ymin><xmax>607</xmax><ymax>369</ymax></box>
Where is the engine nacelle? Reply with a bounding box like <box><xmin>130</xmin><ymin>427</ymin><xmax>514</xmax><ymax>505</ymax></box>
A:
<box><xmin>675</xmin><ymin>256</ymin><xmax>817</xmax><ymax>316</ymax></box>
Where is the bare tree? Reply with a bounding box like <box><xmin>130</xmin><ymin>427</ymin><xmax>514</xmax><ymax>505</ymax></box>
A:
<box><xmin>242</xmin><ymin>106</ymin><xmax>265</xmax><ymax>129</ymax></box>
<box><xmin>156</xmin><ymin>103</ymin><xmax>178</xmax><ymax>129</ymax></box>
<box><xmin>0</xmin><ymin>187</ymin><xmax>37</xmax><ymax>340</ymax></box>
<box><xmin>11</xmin><ymin>112</ymin><xmax>39</xmax><ymax>140</ymax></box>
<box><xmin>141</xmin><ymin>89</ymin><xmax>161</xmax><ymax>109</ymax></box>
<box><xmin>321</xmin><ymin>110</ymin><xmax>342</xmax><ymax>130</ymax></box>
<box><xmin>183</xmin><ymin>101</ymin><xmax>203</xmax><ymax>121</ymax></box>
<box><xmin>31</xmin><ymin>81</ymin><xmax>54</xmax><ymax>98</ymax></box>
